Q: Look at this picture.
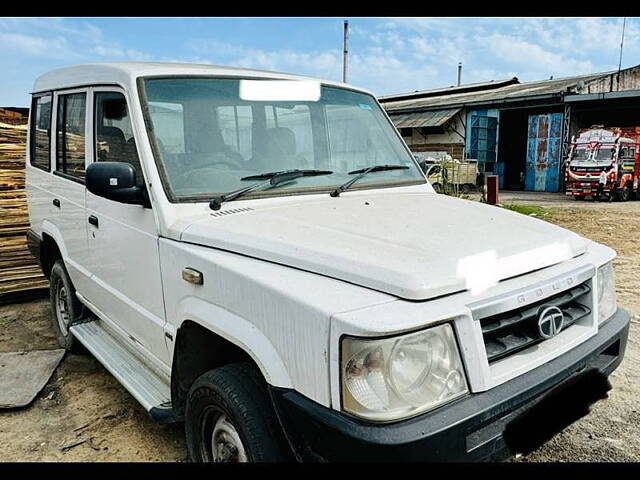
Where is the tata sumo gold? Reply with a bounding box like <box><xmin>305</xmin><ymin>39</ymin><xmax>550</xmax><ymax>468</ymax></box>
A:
<box><xmin>25</xmin><ymin>63</ymin><xmax>629</xmax><ymax>462</ymax></box>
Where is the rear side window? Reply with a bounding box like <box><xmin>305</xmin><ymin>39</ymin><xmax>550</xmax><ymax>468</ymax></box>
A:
<box><xmin>94</xmin><ymin>92</ymin><xmax>143</xmax><ymax>185</ymax></box>
<box><xmin>56</xmin><ymin>93</ymin><xmax>87</xmax><ymax>180</ymax></box>
<box><xmin>30</xmin><ymin>95</ymin><xmax>52</xmax><ymax>171</ymax></box>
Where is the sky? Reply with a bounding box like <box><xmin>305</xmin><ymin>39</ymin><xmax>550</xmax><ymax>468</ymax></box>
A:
<box><xmin>0</xmin><ymin>17</ymin><xmax>638</xmax><ymax>107</ymax></box>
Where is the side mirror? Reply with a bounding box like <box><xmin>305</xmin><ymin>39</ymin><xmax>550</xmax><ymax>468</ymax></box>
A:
<box><xmin>86</xmin><ymin>161</ymin><xmax>149</xmax><ymax>207</ymax></box>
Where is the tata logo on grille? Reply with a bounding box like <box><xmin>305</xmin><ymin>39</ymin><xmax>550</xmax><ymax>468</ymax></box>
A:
<box><xmin>538</xmin><ymin>306</ymin><xmax>565</xmax><ymax>339</ymax></box>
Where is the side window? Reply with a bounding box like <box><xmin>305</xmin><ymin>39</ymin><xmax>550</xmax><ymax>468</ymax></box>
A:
<box><xmin>95</xmin><ymin>92</ymin><xmax>143</xmax><ymax>184</ymax></box>
<box><xmin>30</xmin><ymin>94</ymin><xmax>52</xmax><ymax>171</ymax></box>
<box><xmin>56</xmin><ymin>93</ymin><xmax>87</xmax><ymax>180</ymax></box>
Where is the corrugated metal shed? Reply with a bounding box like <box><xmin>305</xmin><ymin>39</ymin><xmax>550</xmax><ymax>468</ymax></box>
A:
<box><xmin>388</xmin><ymin>108</ymin><xmax>460</xmax><ymax>128</ymax></box>
<box><xmin>378</xmin><ymin>78</ymin><xmax>518</xmax><ymax>103</ymax></box>
<box><xmin>380</xmin><ymin>72</ymin><xmax>615</xmax><ymax>113</ymax></box>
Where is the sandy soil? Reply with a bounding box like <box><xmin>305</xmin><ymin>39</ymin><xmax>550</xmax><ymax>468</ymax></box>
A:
<box><xmin>0</xmin><ymin>299</ymin><xmax>186</xmax><ymax>461</ymax></box>
<box><xmin>0</xmin><ymin>194</ymin><xmax>638</xmax><ymax>462</ymax></box>
<box><xmin>514</xmin><ymin>201</ymin><xmax>640</xmax><ymax>462</ymax></box>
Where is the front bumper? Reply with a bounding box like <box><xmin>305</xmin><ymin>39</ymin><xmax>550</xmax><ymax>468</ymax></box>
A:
<box><xmin>270</xmin><ymin>308</ymin><xmax>630</xmax><ymax>462</ymax></box>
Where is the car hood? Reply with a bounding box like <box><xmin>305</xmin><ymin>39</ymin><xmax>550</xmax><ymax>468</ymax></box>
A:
<box><xmin>180</xmin><ymin>192</ymin><xmax>588</xmax><ymax>300</ymax></box>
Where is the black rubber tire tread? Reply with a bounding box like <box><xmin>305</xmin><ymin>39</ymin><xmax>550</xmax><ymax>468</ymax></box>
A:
<box><xmin>49</xmin><ymin>259</ymin><xmax>83</xmax><ymax>352</ymax></box>
<box><xmin>185</xmin><ymin>362</ymin><xmax>292</xmax><ymax>462</ymax></box>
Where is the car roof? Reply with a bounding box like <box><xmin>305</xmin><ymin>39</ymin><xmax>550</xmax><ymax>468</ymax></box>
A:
<box><xmin>32</xmin><ymin>61</ymin><xmax>372</xmax><ymax>96</ymax></box>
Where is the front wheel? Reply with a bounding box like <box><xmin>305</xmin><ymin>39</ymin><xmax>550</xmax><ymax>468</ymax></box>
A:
<box><xmin>185</xmin><ymin>363</ymin><xmax>291</xmax><ymax>462</ymax></box>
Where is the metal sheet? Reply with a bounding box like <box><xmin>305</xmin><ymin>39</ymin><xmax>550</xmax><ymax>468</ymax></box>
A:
<box><xmin>0</xmin><ymin>349</ymin><xmax>65</xmax><ymax>408</ymax></box>
<box><xmin>388</xmin><ymin>108</ymin><xmax>461</xmax><ymax>128</ymax></box>
<box><xmin>525</xmin><ymin>113</ymin><xmax>563</xmax><ymax>192</ymax></box>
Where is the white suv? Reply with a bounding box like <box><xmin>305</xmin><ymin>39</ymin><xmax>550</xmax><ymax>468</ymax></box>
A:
<box><xmin>26</xmin><ymin>62</ymin><xmax>629</xmax><ymax>462</ymax></box>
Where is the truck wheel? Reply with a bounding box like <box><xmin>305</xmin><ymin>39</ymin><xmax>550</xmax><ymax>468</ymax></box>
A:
<box><xmin>49</xmin><ymin>259</ymin><xmax>83</xmax><ymax>352</ymax></box>
<box><xmin>432</xmin><ymin>182</ymin><xmax>442</xmax><ymax>193</ymax></box>
<box><xmin>573</xmin><ymin>195</ymin><xmax>584</xmax><ymax>201</ymax></box>
<box><xmin>185</xmin><ymin>363</ymin><xmax>291</xmax><ymax>462</ymax></box>
<box><xmin>461</xmin><ymin>184</ymin><xmax>471</xmax><ymax>194</ymax></box>
<box><xmin>616</xmin><ymin>182</ymin><xmax>631</xmax><ymax>202</ymax></box>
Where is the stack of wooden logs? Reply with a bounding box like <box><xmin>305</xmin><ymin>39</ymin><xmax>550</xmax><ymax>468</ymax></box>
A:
<box><xmin>0</xmin><ymin>110</ymin><xmax>49</xmax><ymax>303</ymax></box>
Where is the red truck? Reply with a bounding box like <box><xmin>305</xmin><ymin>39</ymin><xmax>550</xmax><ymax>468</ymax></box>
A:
<box><xmin>565</xmin><ymin>126</ymin><xmax>640</xmax><ymax>201</ymax></box>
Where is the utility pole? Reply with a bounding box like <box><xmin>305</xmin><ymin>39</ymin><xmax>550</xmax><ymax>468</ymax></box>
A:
<box><xmin>343</xmin><ymin>20</ymin><xmax>349</xmax><ymax>83</ymax></box>
<box><xmin>457</xmin><ymin>62</ymin><xmax>462</xmax><ymax>86</ymax></box>
<box><xmin>618</xmin><ymin>17</ymin><xmax>626</xmax><ymax>74</ymax></box>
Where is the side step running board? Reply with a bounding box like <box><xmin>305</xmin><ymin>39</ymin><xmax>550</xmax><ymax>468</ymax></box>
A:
<box><xmin>70</xmin><ymin>321</ymin><xmax>180</xmax><ymax>423</ymax></box>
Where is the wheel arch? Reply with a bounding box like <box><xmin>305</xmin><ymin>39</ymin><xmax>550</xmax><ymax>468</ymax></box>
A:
<box><xmin>39</xmin><ymin>221</ymin><xmax>67</xmax><ymax>278</ymax></box>
<box><xmin>170</xmin><ymin>297</ymin><xmax>293</xmax><ymax>415</ymax></box>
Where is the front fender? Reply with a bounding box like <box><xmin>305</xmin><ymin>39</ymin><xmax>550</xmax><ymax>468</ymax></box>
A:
<box><xmin>175</xmin><ymin>296</ymin><xmax>293</xmax><ymax>389</ymax></box>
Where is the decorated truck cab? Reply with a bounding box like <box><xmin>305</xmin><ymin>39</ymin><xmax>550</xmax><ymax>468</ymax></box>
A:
<box><xmin>25</xmin><ymin>63</ymin><xmax>629</xmax><ymax>462</ymax></box>
<box><xmin>565</xmin><ymin>126</ymin><xmax>640</xmax><ymax>201</ymax></box>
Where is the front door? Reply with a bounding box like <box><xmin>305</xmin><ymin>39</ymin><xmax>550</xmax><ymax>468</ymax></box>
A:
<box><xmin>84</xmin><ymin>87</ymin><xmax>169</xmax><ymax>366</ymax></box>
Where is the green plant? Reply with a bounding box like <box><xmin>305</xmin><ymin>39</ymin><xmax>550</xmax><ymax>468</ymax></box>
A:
<box><xmin>501</xmin><ymin>204</ymin><xmax>550</xmax><ymax>218</ymax></box>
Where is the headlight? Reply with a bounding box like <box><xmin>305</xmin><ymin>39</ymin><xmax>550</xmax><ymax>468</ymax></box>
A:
<box><xmin>341</xmin><ymin>323</ymin><xmax>468</xmax><ymax>422</ymax></box>
<box><xmin>597</xmin><ymin>261</ymin><xmax>616</xmax><ymax>325</ymax></box>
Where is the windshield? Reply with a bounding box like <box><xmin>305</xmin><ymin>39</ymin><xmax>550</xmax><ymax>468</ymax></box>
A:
<box><xmin>141</xmin><ymin>77</ymin><xmax>424</xmax><ymax>201</ymax></box>
<box><xmin>571</xmin><ymin>144</ymin><xmax>616</xmax><ymax>163</ymax></box>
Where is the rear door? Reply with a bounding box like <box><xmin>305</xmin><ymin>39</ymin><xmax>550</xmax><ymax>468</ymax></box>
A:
<box><xmin>49</xmin><ymin>89</ymin><xmax>92</xmax><ymax>294</ymax></box>
<box><xmin>84</xmin><ymin>87</ymin><xmax>169</xmax><ymax>367</ymax></box>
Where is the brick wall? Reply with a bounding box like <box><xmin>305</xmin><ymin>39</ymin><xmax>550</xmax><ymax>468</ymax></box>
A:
<box><xmin>408</xmin><ymin>142</ymin><xmax>465</xmax><ymax>160</ymax></box>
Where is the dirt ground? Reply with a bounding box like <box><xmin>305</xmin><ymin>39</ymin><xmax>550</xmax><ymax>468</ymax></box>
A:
<box><xmin>0</xmin><ymin>192</ymin><xmax>638</xmax><ymax>462</ymax></box>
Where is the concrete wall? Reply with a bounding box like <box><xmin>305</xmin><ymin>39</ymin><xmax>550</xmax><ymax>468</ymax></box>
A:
<box><xmin>583</xmin><ymin>66</ymin><xmax>640</xmax><ymax>94</ymax></box>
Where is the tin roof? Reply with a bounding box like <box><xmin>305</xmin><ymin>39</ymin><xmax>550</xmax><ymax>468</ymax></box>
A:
<box><xmin>378</xmin><ymin>78</ymin><xmax>518</xmax><ymax>103</ymax></box>
<box><xmin>388</xmin><ymin>108</ymin><xmax>461</xmax><ymax>128</ymax></box>
<box><xmin>380</xmin><ymin>71</ymin><xmax>616</xmax><ymax>113</ymax></box>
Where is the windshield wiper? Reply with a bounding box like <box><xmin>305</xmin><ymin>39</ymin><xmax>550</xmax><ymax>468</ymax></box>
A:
<box><xmin>209</xmin><ymin>169</ymin><xmax>333</xmax><ymax>210</ymax></box>
<box><xmin>329</xmin><ymin>164</ymin><xmax>410</xmax><ymax>197</ymax></box>
<box><xmin>240</xmin><ymin>169</ymin><xmax>333</xmax><ymax>181</ymax></box>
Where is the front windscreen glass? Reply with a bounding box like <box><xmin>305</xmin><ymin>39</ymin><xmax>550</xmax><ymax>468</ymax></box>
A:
<box><xmin>571</xmin><ymin>144</ymin><xmax>615</xmax><ymax>163</ymax></box>
<box><xmin>141</xmin><ymin>77</ymin><xmax>424</xmax><ymax>200</ymax></box>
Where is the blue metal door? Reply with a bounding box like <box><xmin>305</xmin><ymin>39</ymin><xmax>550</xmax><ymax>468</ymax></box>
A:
<box><xmin>525</xmin><ymin>113</ymin><xmax>563</xmax><ymax>192</ymax></box>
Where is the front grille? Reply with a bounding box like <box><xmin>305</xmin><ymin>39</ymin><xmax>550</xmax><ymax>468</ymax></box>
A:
<box><xmin>480</xmin><ymin>282</ymin><xmax>591</xmax><ymax>363</ymax></box>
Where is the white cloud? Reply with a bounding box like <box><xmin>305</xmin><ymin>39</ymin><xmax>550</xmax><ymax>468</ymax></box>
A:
<box><xmin>1</xmin><ymin>17</ymin><xmax>639</xmax><ymax>105</ymax></box>
<box><xmin>484</xmin><ymin>33</ymin><xmax>596</xmax><ymax>75</ymax></box>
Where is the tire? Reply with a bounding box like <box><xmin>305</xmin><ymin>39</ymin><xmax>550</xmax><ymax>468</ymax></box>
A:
<box><xmin>49</xmin><ymin>259</ymin><xmax>83</xmax><ymax>352</ymax></box>
<box><xmin>461</xmin><ymin>184</ymin><xmax>471</xmax><ymax>195</ymax></box>
<box><xmin>432</xmin><ymin>182</ymin><xmax>442</xmax><ymax>193</ymax></box>
<box><xmin>185</xmin><ymin>362</ymin><xmax>292</xmax><ymax>462</ymax></box>
<box><xmin>573</xmin><ymin>195</ymin><xmax>584</xmax><ymax>201</ymax></box>
<box><xmin>618</xmin><ymin>182</ymin><xmax>632</xmax><ymax>202</ymax></box>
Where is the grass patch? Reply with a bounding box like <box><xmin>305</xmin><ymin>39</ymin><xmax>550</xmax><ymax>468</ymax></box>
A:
<box><xmin>501</xmin><ymin>203</ymin><xmax>551</xmax><ymax>218</ymax></box>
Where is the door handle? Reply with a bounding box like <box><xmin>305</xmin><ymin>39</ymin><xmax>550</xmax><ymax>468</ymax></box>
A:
<box><xmin>88</xmin><ymin>215</ymin><xmax>99</xmax><ymax>228</ymax></box>
<box><xmin>52</xmin><ymin>198</ymin><xmax>60</xmax><ymax>208</ymax></box>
